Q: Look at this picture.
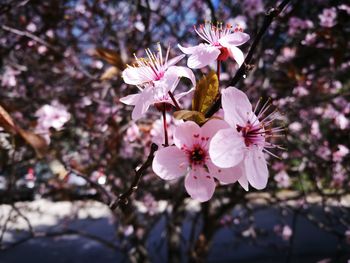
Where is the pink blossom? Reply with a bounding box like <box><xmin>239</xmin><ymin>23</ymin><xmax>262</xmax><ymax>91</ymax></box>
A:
<box><xmin>335</xmin><ymin>114</ymin><xmax>349</xmax><ymax>130</ymax></box>
<box><xmin>209</xmin><ymin>87</ymin><xmax>283</xmax><ymax>190</ymax></box>
<box><xmin>319</xmin><ymin>7</ymin><xmax>337</xmax><ymax>28</ymax></box>
<box><xmin>152</xmin><ymin>120</ymin><xmax>242</xmax><ymax>202</ymax></box>
<box><xmin>288</xmin><ymin>17</ymin><xmax>313</xmax><ymax>36</ymax></box>
<box><xmin>282</xmin><ymin>225</ymin><xmax>293</xmax><ymax>241</ymax></box>
<box><xmin>274</xmin><ymin>170</ymin><xmax>291</xmax><ymax>188</ymax></box>
<box><xmin>120</xmin><ymin>44</ymin><xmax>195</xmax><ymax>120</ymax></box>
<box><xmin>332</xmin><ymin>163</ymin><xmax>346</xmax><ymax>188</ymax></box>
<box><xmin>333</xmin><ymin>144</ymin><xmax>349</xmax><ymax>162</ymax></box>
<box><xmin>178</xmin><ymin>22</ymin><xmax>250</xmax><ymax>69</ymax></box>
<box><xmin>125</xmin><ymin>123</ymin><xmax>140</xmax><ymax>142</ymax></box>
<box><xmin>34</xmin><ymin>101</ymin><xmax>71</xmax><ymax>144</ymax></box>
<box><xmin>243</xmin><ymin>0</ymin><xmax>264</xmax><ymax>17</ymax></box>
<box><xmin>35</xmin><ymin>101</ymin><xmax>71</xmax><ymax>131</ymax></box>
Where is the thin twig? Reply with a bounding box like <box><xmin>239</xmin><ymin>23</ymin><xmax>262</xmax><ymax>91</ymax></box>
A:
<box><xmin>1</xmin><ymin>25</ymin><xmax>57</xmax><ymax>51</ymax></box>
<box><xmin>109</xmin><ymin>143</ymin><xmax>158</xmax><ymax>210</ymax></box>
<box><xmin>69</xmin><ymin>169</ymin><xmax>112</xmax><ymax>205</ymax></box>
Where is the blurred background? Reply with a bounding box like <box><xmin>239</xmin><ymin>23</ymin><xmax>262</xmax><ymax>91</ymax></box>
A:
<box><xmin>0</xmin><ymin>0</ymin><xmax>349</xmax><ymax>262</ymax></box>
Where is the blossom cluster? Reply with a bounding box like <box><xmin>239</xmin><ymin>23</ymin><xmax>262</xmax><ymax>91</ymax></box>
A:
<box><xmin>120</xmin><ymin>21</ymin><xmax>282</xmax><ymax>202</ymax></box>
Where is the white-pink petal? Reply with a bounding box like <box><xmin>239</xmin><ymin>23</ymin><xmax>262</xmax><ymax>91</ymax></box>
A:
<box><xmin>206</xmin><ymin>160</ymin><xmax>243</xmax><ymax>184</ymax></box>
<box><xmin>174</xmin><ymin>87</ymin><xmax>194</xmax><ymax>102</ymax></box>
<box><xmin>166</xmin><ymin>66</ymin><xmax>196</xmax><ymax>87</ymax></box>
<box><xmin>228</xmin><ymin>46</ymin><xmax>245</xmax><ymax>67</ymax></box>
<box><xmin>152</xmin><ymin>146</ymin><xmax>189</xmax><ymax>180</ymax></box>
<box><xmin>120</xmin><ymin>93</ymin><xmax>140</xmax><ymax>106</ymax></box>
<box><xmin>166</xmin><ymin>54</ymin><xmax>185</xmax><ymax>68</ymax></box>
<box><xmin>178</xmin><ymin>44</ymin><xmax>198</xmax><ymax>55</ymax></box>
<box><xmin>173</xmin><ymin>121</ymin><xmax>201</xmax><ymax>149</ymax></box>
<box><xmin>131</xmin><ymin>86</ymin><xmax>153</xmax><ymax>120</ymax></box>
<box><xmin>244</xmin><ymin>148</ymin><xmax>269</xmax><ymax>190</ymax></box>
<box><xmin>238</xmin><ymin>173</ymin><xmax>249</xmax><ymax>191</ymax></box>
<box><xmin>122</xmin><ymin>66</ymin><xmax>154</xmax><ymax>85</ymax></box>
<box><xmin>221</xmin><ymin>86</ymin><xmax>252</xmax><ymax>127</ymax></box>
<box><xmin>218</xmin><ymin>32</ymin><xmax>250</xmax><ymax>47</ymax></box>
<box><xmin>184</xmin><ymin>168</ymin><xmax>216</xmax><ymax>202</ymax></box>
<box><xmin>187</xmin><ymin>44</ymin><xmax>220</xmax><ymax>69</ymax></box>
<box><xmin>209</xmin><ymin>128</ymin><xmax>245</xmax><ymax>168</ymax></box>
<box><xmin>201</xmin><ymin>119</ymin><xmax>231</xmax><ymax>140</ymax></box>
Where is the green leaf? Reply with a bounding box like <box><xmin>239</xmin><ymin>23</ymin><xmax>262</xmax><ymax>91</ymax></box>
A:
<box><xmin>174</xmin><ymin>110</ymin><xmax>206</xmax><ymax>124</ymax></box>
<box><xmin>192</xmin><ymin>71</ymin><xmax>219</xmax><ymax>114</ymax></box>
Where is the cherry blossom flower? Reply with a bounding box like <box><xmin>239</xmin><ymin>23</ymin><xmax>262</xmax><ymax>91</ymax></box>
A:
<box><xmin>120</xmin><ymin>44</ymin><xmax>195</xmax><ymax>120</ymax></box>
<box><xmin>319</xmin><ymin>7</ymin><xmax>337</xmax><ymax>28</ymax></box>
<box><xmin>178</xmin><ymin>22</ymin><xmax>250</xmax><ymax>69</ymax></box>
<box><xmin>274</xmin><ymin>170</ymin><xmax>291</xmax><ymax>188</ymax></box>
<box><xmin>34</xmin><ymin>101</ymin><xmax>71</xmax><ymax>144</ymax></box>
<box><xmin>152</xmin><ymin>120</ymin><xmax>242</xmax><ymax>202</ymax></box>
<box><xmin>209</xmin><ymin>87</ymin><xmax>284</xmax><ymax>190</ymax></box>
<box><xmin>332</xmin><ymin>144</ymin><xmax>349</xmax><ymax>162</ymax></box>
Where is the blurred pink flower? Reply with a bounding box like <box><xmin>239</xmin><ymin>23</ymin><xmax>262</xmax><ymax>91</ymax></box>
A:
<box><xmin>120</xmin><ymin>43</ymin><xmax>195</xmax><ymax>120</ymax></box>
<box><xmin>178</xmin><ymin>22</ymin><xmax>250</xmax><ymax>68</ymax></box>
<box><xmin>35</xmin><ymin>101</ymin><xmax>71</xmax><ymax>144</ymax></box>
<box><xmin>125</xmin><ymin>123</ymin><xmax>140</xmax><ymax>142</ymax></box>
<box><xmin>1</xmin><ymin>66</ymin><xmax>19</xmax><ymax>87</ymax></box>
<box><xmin>293</xmin><ymin>86</ymin><xmax>309</xmax><ymax>97</ymax></box>
<box><xmin>35</xmin><ymin>101</ymin><xmax>70</xmax><ymax>131</ymax></box>
<box><xmin>209</xmin><ymin>87</ymin><xmax>283</xmax><ymax>190</ymax></box>
<box><xmin>335</xmin><ymin>114</ymin><xmax>349</xmax><ymax>130</ymax></box>
<box><xmin>152</xmin><ymin>120</ymin><xmax>242</xmax><ymax>202</ymax></box>
<box><xmin>288</xmin><ymin>17</ymin><xmax>313</xmax><ymax>36</ymax></box>
<box><xmin>332</xmin><ymin>163</ymin><xmax>346</xmax><ymax>188</ymax></box>
<box><xmin>274</xmin><ymin>170</ymin><xmax>291</xmax><ymax>188</ymax></box>
<box><xmin>319</xmin><ymin>7</ymin><xmax>337</xmax><ymax>28</ymax></box>
<box><xmin>333</xmin><ymin>144</ymin><xmax>349</xmax><ymax>162</ymax></box>
<box><xmin>243</xmin><ymin>0</ymin><xmax>264</xmax><ymax>17</ymax></box>
<box><xmin>282</xmin><ymin>225</ymin><xmax>293</xmax><ymax>241</ymax></box>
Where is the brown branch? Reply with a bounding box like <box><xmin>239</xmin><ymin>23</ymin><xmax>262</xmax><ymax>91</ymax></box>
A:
<box><xmin>205</xmin><ymin>0</ymin><xmax>294</xmax><ymax>118</ymax></box>
<box><xmin>69</xmin><ymin>169</ymin><xmax>113</xmax><ymax>205</ymax></box>
<box><xmin>109</xmin><ymin>143</ymin><xmax>158</xmax><ymax>210</ymax></box>
<box><xmin>1</xmin><ymin>25</ymin><xmax>57</xmax><ymax>51</ymax></box>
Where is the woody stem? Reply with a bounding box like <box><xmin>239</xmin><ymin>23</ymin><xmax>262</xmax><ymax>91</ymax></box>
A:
<box><xmin>162</xmin><ymin>104</ymin><xmax>169</xmax><ymax>146</ymax></box>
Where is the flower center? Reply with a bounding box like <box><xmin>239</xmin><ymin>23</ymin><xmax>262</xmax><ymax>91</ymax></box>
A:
<box><xmin>186</xmin><ymin>144</ymin><xmax>207</xmax><ymax>166</ymax></box>
<box><xmin>217</xmin><ymin>46</ymin><xmax>230</xmax><ymax>61</ymax></box>
<box><xmin>237</xmin><ymin>123</ymin><xmax>265</xmax><ymax>147</ymax></box>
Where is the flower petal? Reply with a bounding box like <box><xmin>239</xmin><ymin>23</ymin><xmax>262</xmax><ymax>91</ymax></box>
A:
<box><xmin>221</xmin><ymin>86</ymin><xmax>252</xmax><ymax>127</ymax></box>
<box><xmin>209</xmin><ymin>128</ymin><xmax>245</xmax><ymax>168</ymax></box>
<box><xmin>165</xmin><ymin>54</ymin><xmax>185</xmax><ymax>68</ymax></box>
<box><xmin>131</xmin><ymin>86</ymin><xmax>153</xmax><ymax>120</ymax></box>
<box><xmin>201</xmin><ymin>119</ymin><xmax>231</xmax><ymax>140</ymax></box>
<box><xmin>178</xmin><ymin>44</ymin><xmax>198</xmax><ymax>55</ymax></box>
<box><xmin>227</xmin><ymin>46</ymin><xmax>245</xmax><ymax>67</ymax></box>
<box><xmin>173</xmin><ymin>121</ymin><xmax>201</xmax><ymax>149</ymax></box>
<box><xmin>238</xmin><ymin>174</ymin><xmax>249</xmax><ymax>191</ymax></box>
<box><xmin>174</xmin><ymin>87</ymin><xmax>194</xmax><ymax>101</ymax></box>
<box><xmin>219</xmin><ymin>32</ymin><xmax>250</xmax><ymax>47</ymax></box>
<box><xmin>206</xmin><ymin>160</ymin><xmax>243</xmax><ymax>184</ymax></box>
<box><xmin>166</xmin><ymin>66</ymin><xmax>196</xmax><ymax>87</ymax></box>
<box><xmin>187</xmin><ymin>44</ymin><xmax>220</xmax><ymax>69</ymax></box>
<box><xmin>244</xmin><ymin>148</ymin><xmax>269</xmax><ymax>190</ymax></box>
<box><xmin>122</xmin><ymin>66</ymin><xmax>154</xmax><ymax>85</ymax></box>
<box><xmin>120</xmin><ymin>93</ymin><xmax>140</xmax><ymax>106</ymax></box>
<box><xmin>185</xmin><ymin>168</ymin><xmax>216</xmax><ymax>202</ymax></box>
<box><xmin>152</xmin><ymin>146</ymin><xmax>189</xmax><ymax>180</ymax></box>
